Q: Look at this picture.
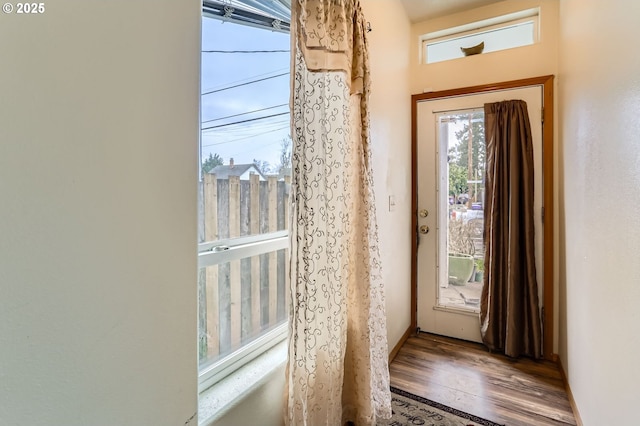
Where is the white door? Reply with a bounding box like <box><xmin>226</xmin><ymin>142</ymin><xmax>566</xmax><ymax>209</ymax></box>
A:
<box><xmin>416</xmin><ymin>87</ymin><xmax>544</xmax><ymax>342</ymax></box>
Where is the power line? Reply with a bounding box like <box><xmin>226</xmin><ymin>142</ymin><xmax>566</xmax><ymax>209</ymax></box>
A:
<box><xmin>201</xmin><ymin>112</ymin><xmax>289</xmax><ymax>131</ymax></box>
<box><xmin>202</xmin><ymin>49</ymin><xmax>290</xmax><ymax>53</ymax></box>
<box><xmin>201</xmin><ymin>72</ymin><xmax>288</xmax><ymax>96</ymax></box>
<box><xmin>202</xmin><ymin>125</ymin><xmax>290</xmax><ymax>148</ymax></box>
<box><xmin>205</xmin><ymin>120</ymin><xmax>289</xmax><ymax>134</ymax></box>
<box><xmin>202</xmin><ymin>119</ymin><xmax>290</xmax><ymax>135</ymax></box>
<box><xmin>202</xmin><ymin>67</ymin><xmax>288</xmax><ymax>93</ymax></box>
<box><xmin>202</xmin><ymin>103</ymin><xmax>288</xmax><ymax>124</ymax></box>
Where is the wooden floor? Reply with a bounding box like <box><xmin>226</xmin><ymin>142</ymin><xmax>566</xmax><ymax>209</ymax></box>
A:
<box><xmin>389</xmin><ymin>333</ymin><xmax>576</xmax><ymax>426</ymax></box>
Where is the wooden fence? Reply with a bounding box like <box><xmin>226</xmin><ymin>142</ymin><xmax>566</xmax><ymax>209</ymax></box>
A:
<box><xmin>198</xmin><ymin>173</ymin><xmax>290</xmax><ymax>363</ymax></box>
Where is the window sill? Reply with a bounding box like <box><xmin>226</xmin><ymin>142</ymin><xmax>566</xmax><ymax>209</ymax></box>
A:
<box><xmin>198</xmin><ymin>339</ymin><xmax>287</xmax><ymax>425</ymax></box>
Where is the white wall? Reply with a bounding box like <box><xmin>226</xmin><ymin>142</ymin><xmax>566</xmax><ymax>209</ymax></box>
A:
<box><xmin>213</xmin><ymin>2</ymin><xmax>413</xmax><ymax>424</ymax></box>
<box><xmin>365</xmin><ymin>0</ymin><xmax>413</xmax><ymax>353</ymax></box>
<box><xmin>558</xmin><ymin>0</ymin><xmax>640</xmax><ymax>423</ymax></box>
<box><xmin>0</xmin><ymin>2</ymin><xmax>201</xmax><ymax>425</ymax></box>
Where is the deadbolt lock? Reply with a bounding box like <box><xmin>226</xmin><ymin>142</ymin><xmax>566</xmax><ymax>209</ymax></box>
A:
<box><xmin>419</xmin><ymin>225</ymin><xmax>430</xmax><ymax>234</ymax></box>
<box><xmin>419</xmin><ymin>209</ymin><xmax>429</xmax><ymax>218</ymax></box>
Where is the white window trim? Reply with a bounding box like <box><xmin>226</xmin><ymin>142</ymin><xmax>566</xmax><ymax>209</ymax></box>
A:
<box><xmin>198</xmin><ymin>322</ymin><xmax>287</xmax><ymax>393</ymax></box>
<box><xmin>198</xmin><ymin>231</ymin><xmax>289</xmax><ymax>391</ymax></box>
<box><xmin>198</xmin><ymin>230</ymin><xmax>288</xmax><ymax>265</ymax></box>
<box><xmin>425</xmin><ymin>16</ymin><xmax>538</xmax><ymax>49</ymax></box>
<box><xmin>198</xmin><ymin>230</ymin><xmax>287</xmax><ymax>254</ymax></box>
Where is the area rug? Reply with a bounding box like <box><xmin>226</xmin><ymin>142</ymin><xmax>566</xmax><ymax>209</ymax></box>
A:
<box><xmin>379</xmin><ymin>387</ymin><xmax>504</xmax><ymax>426</ymax></box>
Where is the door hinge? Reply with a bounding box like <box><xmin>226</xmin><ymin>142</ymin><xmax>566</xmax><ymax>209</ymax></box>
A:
<box><xmin>541</xmin><ymin>206</ymin><xmax>545</xmax><ymax>224</ymax></box>
<box><xmin>541</xmin><ymin>106</ymin><xmax>545</xmax><ymax>123</ymax></box>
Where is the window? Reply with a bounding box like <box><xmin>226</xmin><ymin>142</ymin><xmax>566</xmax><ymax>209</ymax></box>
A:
<box><xmin>422</xmin><ymin>9</ymin><xmax>539</xmax><ymax>64</ymax></box>
<box><xmin>438</xmin><ymin>110</ymin><xmax>486</xmax><ymax>311</ymax></box>
<box><xmin>198</xmin><ymin>5</ymin><xmax>290</xmax><ymax>391</ymax></box>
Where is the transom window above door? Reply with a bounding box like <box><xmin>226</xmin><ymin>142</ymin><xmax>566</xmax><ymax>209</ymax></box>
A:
<box><xmin>421</xmin><ymin>8</ymin><xmax>539</xmax><ymax>64</ymax></box>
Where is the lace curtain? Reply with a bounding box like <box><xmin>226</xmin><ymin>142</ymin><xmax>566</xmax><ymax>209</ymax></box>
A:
<box><xmin>285</xmin><ymin>0</ymin><xmax>392</xmax><ymax>424</ymax></box>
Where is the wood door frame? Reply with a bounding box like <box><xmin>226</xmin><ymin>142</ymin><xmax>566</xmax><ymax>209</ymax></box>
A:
<box><xmin>410</xmin><ymin>75</ymin><xmax>555</xmax><ymax>360</ymax></box>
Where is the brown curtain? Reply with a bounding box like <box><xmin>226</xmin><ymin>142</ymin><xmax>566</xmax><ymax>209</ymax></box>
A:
<box><xmin>480</xmin><ymin>100</ymin><xmax>542</xmax><ymax>359</ymax></box>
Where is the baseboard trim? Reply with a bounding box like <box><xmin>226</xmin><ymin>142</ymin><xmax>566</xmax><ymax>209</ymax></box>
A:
<box><xmin>389</xmin><ymin>326</ymin><xmax>412</xmax><ymax>363</ymax></box>
<box><xmin>557</xmin><ymin>356</ymin><xmax>584</xmax><ymax>426</ymax></box>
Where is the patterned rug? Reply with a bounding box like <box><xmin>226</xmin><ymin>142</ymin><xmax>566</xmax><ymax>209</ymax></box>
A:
<box><xmin>380</xmin><ymin>387</ymin><xmax>504</xmax><ymax>426</ymax></box>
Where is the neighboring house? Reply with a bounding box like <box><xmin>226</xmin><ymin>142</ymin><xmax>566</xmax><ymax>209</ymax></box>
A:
<box><xmin>209</xmin><ymin>158</ymin><xmax>267</xmax><ymax>181</ymax></box>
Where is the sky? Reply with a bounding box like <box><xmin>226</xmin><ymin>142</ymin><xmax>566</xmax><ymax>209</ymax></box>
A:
<box><xmin>200</xmin><ymin>16</ymin><xmax>290</xmax><ymax>169</ymax></box>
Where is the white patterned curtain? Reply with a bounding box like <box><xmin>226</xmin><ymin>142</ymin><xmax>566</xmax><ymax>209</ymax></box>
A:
<box><xmin>285</xmin><ymin>0</ymin><xmax>391</xmax><ymax>425</ymax></box>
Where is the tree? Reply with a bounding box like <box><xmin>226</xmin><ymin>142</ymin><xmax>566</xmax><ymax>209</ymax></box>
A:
<box><xmin>253</xmin><ymin>159</ymin><xmax>272</xmax><ymax>175</ymax></box>
<box><xmin>448</xmin><ymin>112</ymin><xmax>485</xmax><ymax>204</ymax></box>
<box><xmin>275</xmin><ymin>136</ymin><xmax>292</xmax><ymax>174</ymax></box>
<box><xmin>449</xmin><ymin>112</ymin><xmax>485</xmax><ymax>172</ymax></box>
<box><xmin>250</xmin><ymin>135</ymin><xmax>292</xmax><ymax>177</ymax></box>
<box><xmin>448</xmin><ymin>163</ymin><xmax>468</xmax><ymax>201</ymax></box>
<box><xmin>202</xmin><ymin>153</ymin><xmax>223</xmax><ymax>174</ymax></box>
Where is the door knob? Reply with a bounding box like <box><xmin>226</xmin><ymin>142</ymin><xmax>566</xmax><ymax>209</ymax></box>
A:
<box><xmin>419</xmin><ymin>209</ymin><xmax>429</xmax><ymax>218</ymax></box>
<box><xmin>419</xmin><ymin>225</ymin><xmax>430</xmax><ymax>234</ymax></box>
